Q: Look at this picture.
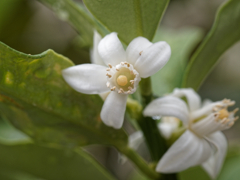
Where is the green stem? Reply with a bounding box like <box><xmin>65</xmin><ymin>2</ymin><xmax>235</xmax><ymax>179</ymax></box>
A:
<box><xmin>118</xmin><ymin>147</ymin><xmax>160</xmax><ymax>179</ymax></box>
<box><xmin>138</xmin><ymin>77</ymin><xmax>178</xmax><ymax>180</ymax></box>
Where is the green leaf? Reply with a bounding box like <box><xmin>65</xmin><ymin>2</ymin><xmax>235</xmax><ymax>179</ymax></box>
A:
<box><xmin>0</xmin><ymin>143</ymin><xmax>116</xmax><ymax>180</ymax></box>
<box><xmin>0</xmin><ymin>41</ymin><xmax>127</xmax><ymax>148</ymax></box>
<box><xmin>39</xmin><ymin>0</ymin><xmax>96</xmax><ymax>46</ymax></box>
<box><xmin>182</xmin><ymin>0</ymin><xmax>240</xmax><ymax>90</ymax></box>
<box><xmin>83</xmin><ymin>0</ymin><xmax>169</xmax><ymax>44</ymax></box>
<box><xmin>151</xmin><ymin>27</ymin><xmax>203</xmax><ymax>96</ymax></box>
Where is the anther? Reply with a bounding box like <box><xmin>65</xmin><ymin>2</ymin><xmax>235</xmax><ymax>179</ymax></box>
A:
<box><xmin>128</xmin><ymin>86</ymin><xmax>132</xmax><ymax>90</ymax></box>
<box><xmin>234</xmin><ymin>116</ymin><xmax>239</xmax><ymax>121</ymax></box>
<box><xmin>106</xmin><ymin>68</ymin><xmax>110</xmax><ymax>71</ymax></box>
<box><xmin>111</xmin><ymin>86</ymin><xmax>116</xmax><ymax>91</ymax></box>
<box><xmin>233</xmin><ymin>108</ymin><xmax>239</xmax><ymax>114</ymax></box>
<box><xmin>116</xmin><ymin>68</ymin><xmax>119</xmax><ymax>71</ymax></box>
<box><xmin>108</xmin><ymin>64</ymin><xmax>112</xmax><ymax>68</ymax></box>
<box><xmin>139</xmin><ymin>51</ymin><xmax>143</xmax><ymax>55</ymax></box>
<box><xmin>127</xmin><ymin>90</ymin><xmax>131</xmax><ymax>94</ymax></box>
<box><xmin>228</xmin><ymin>121</ymin><xmax>234</xmax><ymax>127</ymax></box>
<box><xmin>130</xmin><ymin>80</ymin><xmax>134</xmax><ymax>85</ymax></box>
<box><xmin>127</xmin><ymin>63</ymin><xmax>130</xmax><ymax>67</ymax></box>
<box><xmin>106</xmin><ymin>73</ymin><xmax>112</xmax><ymax>78</ymax></box>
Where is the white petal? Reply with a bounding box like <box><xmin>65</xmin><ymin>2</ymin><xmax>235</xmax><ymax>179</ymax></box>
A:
<box><xmin>191</xmin><ymin>112</ymin><xmax>235</xmax><ymax>136</ymax></box>
<box><xmin>202</xmin><ymin>99</ymin><xmax>213</xmax><ymax>107</ymax></box>
<box><xmin>202</xmin><ymin>132</ymin><xmax>227</xmax><ymax>179</ymax></box>
<box><xmin>98</xmin><ymin>32</ymin><xmax>126</xmax><ymax>66</ymax></box>
<box><xmin>143</xmin><ymin>96</ymin><xmax>189</xmax><ymax>125</ymax></box>
<box><xmin>128</xmin><ymin>131</ymin><xmax>144</xmax><ymax>150</ymax></box>
<box><xmin>90</xmin><ymin>30</ymin><xmax>106</xmax><ymax>66</ymax></box>
<box><xmin>156</xmin><ymin>130</ymin><xmax>212</xmax><ymax>173</ymax></box>
<box><xmin>171</xmin><ymin>88</ymin><xmax>201</xmax><ymax>112</ymax></box>
<box><xmin>190</xmin><ymin>101</ymin><xmax>222</xmax><ymax>120</ymax></box>
<box><xmin>126</xmin><ymin>37</ymin><xmax>152</xmax><ymax>65</ymax></box>
<box><xmin>100</xmin><ymin>92</ymin><xmax>128</xmax><ymax>129</ymax></box>
<box><xmin>62</xmin><ymin>64</ymin><xmax>109</xmax><ymax>94</ymax></box>
<box><xmin>134</xmin><ymin>41</ymin><xmax>171</xmax><ymax>78</ymax></box>
<box><xmin>98</xmin><ymin>92</ymin><xmax>110</xmax><ymax>101</ymax></box>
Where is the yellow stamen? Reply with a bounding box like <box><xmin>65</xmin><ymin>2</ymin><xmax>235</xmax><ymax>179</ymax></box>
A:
<box><xmin>117</xmin><ymin>75</ymin><xmax>128</xmax><ymax>86</ymax></box>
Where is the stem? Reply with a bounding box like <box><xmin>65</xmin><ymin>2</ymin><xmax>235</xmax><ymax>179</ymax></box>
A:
<box><xmin>138</xmin><ymin>77</ymin><xmax>167</xmax><ymax>160</ymax></box>
<box><xmin>118</xmin><ymin>147</ymin><xmax>160</xmax><ymax>180</ymax></box>
<box><xmin>138</xmin><ymin>77</ymin><xmax>178</xmax><ymax>180</ymax></box>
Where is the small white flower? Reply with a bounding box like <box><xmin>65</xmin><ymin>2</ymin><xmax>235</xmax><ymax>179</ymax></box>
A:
<box><xmin>143</xmin><ymin>88</ymin><xmax>239</xmax><ymax>179</ymax></box>
<box><xmin>62</xmin><ymin>32</ymin><xmax>171</xmax><ymax>129</ymax></box>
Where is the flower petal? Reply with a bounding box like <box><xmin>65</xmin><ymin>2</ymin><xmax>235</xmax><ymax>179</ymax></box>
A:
<box><xmin>171</xmin><ymin>88</ymin><xmax>201</xmax><ymax>112</ymax></box>
<box><xmin>90</xmin><ymin>30</ymin><xmax>106</xmax><ymax>66</ymax></box>
<box><xmin>98</xmin><ymin>32</ymin><xmax>126</xmax><ymax>66</ymax></box>
<box><xmin>126</xmin><ymin>37</ymin><xmax>152</xmax><ymax>65</ymax></box>
<box><xmin>202</xmin><ymin>132</ymin><xmax>227</xmax><ymax>179</ymax></box>
<box><xmin>191</xmin><ymin>111</ymin><xmax>236</xmax><ymax>136</ymax></box>
<box><xmin>100</xmin><ymin>92</ymin><xmax>128</xmax><ymax>129</ymax></box>
<box><xmin>156</xmin><ymin>130</ymin><xmax>212</xmax><ymax>173</ymax></box>
<box><xmin>134</xmin><ymin>41</ymin><xmax>171</xmax><ymax>78</ymax></box>
<box><xmin>191</xmin><ymin>101</ymin><xmax>222</xmax><ymax>120</ymax></box>
<box><xmin>128</xmin><ymin>131</ymin><xmax>144</xmax><ymax>150</ymax></box>
<box><xmin>99</xmin><ymin>92</ymin><xmax>110</xmax><ymax>101</ymax></box>
<box><xmin>143</xmin><ymin>96</ymin><xmax>189</xmax><ymax>125</ymax></box>
<box><xmin>62</xmin><ymin>64</ymin><xmax>109</xmax><ymax>94</ymax></box>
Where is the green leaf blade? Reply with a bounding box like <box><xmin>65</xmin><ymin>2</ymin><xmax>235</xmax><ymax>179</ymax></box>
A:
<box><xmin>83</xmin><ymin>0</ymin><xmax>169</xmax><ymax>44</ymax></box>
<box><xmin>182</xmin><ymin>0</ymin><xmax>240</xmax><ymax>90</ymax></box>
<box><xmin>0</xmin><ymin>41</ymin><xmax>127</xmax><ymax>148</ymax></box>
<box><xmin>0</xmin><ymin>143</ymin><xmax>116</xmax><ymax>180</ymax></box>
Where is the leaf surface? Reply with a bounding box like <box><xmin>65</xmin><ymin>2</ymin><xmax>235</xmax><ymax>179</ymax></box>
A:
<box><xmin>0</xmin><ymin>42</ymin><xmax>127</xmax><ymax>148</ymax></box>
<box><xmin>182</xmin><ymin>0</ymin><xmax>240</xmax><ymax>90</ymax></box>
<box><xmin>83</xmin><ymin>0</ymin><xmax>169</xmax><ymax>44</ymax></box>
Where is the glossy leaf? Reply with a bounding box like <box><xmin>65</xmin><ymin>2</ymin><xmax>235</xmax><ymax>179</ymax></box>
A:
<box><xmin>151</xmin><ymin>27</ymin><xmax>203</xmax><ymax>96</ymax></box>
<box><xmin>0</xmin><ymin>143</ymin><xmax>116</xmax><ymax>180</ymax></box>
<box><xmin>182</xmin><ymin>0</ymin><xmax>240</xmax><ymax>90</ymax></box>
<box><xmin>83</xmin><ymin>0</ymin><xmax>169</xmax><ymax>44</ymax></box>
<box><xmin>0</xmin><ymin>41</ymin><xmax>127</xmax><ymax>148</ymax></box>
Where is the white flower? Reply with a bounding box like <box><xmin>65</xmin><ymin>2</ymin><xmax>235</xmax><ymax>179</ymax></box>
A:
<box><xmin>143</xmin><ymin>88</ymin><xmax>239</xmax><ymax>179</ymax></box>
<box><xmin>62</xmin><ymin>32</ymin><xmax>171</xmax><ymax>129</ymax></box>
<box><xmin>90</xmin><ymin>31</ymin><xmax>110</xmax><ymax>100</ymax></box>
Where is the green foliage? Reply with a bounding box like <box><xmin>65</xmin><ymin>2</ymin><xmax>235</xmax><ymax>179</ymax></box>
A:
<box><xmin>182</xmin><ymin>0</ymin><xmax>240</xmax><ymax>90</ymax></box>
<box><xmin>0</xmin><ymin>143</ymin><xmax>115</xmax><ymax>180</ymax></box>
<box><xmin>0</xmin><ymin>41</ymin><xmax>128</xmax><ymax>148</ymax></box>
<box><xmin>83</xmin><ymin>0</ymin><xmax>169</xmax><ymax>45</ymax></box>
<box><xmin>151</xmin><ymin>27</ymin><xmax>203</xmax><ymax>96</ymax></box>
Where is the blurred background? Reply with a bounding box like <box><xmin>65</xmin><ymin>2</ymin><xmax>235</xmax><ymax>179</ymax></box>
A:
<box><xmin>0</xmin><ymin>0</ymin><xmax>239</xmax><ymax>179</ymax></box>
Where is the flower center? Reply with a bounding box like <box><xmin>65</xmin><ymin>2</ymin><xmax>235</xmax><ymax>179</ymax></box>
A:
<box><xmin>218</xmin><ymin>109</ymin><xmax>229</xmax><ymax>119</ymax></box>
<box><xmin>117</xmin><ymin>75</ymin><xmax>128</xmax><ymax>86</ymax></box>
<box><xmin>105</xmin><ymin>62</ymin><xmax>141</xmax><ymax>94</ymax></box>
